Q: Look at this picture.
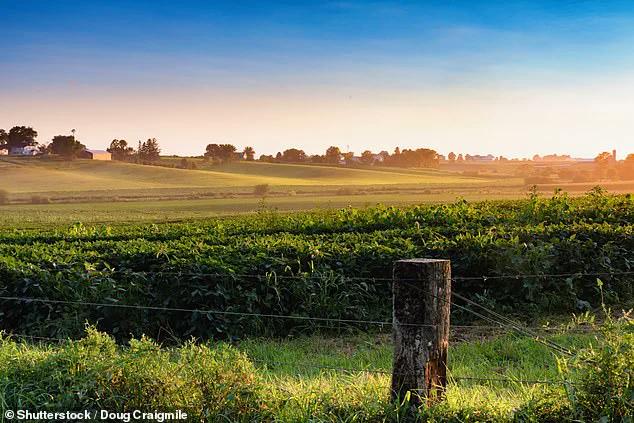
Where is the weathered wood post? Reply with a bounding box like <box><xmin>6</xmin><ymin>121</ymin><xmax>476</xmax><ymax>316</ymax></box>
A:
<box><xmin>391</xmin><ymin>258</ymin><xmax>451</xmax><ymax>406</ymax></box>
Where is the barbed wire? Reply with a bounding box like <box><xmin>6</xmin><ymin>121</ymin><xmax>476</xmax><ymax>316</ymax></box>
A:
<box><xmin>0</xmin><ymin>295</ymin><xmax>599</xmax><ymax>333</ymax></box>
<box><xmin>398</xmin><ymin>281</ymin><xmax>577</xmax><ymax>357</ymax></box>
<box><xmin>0</xmin><ymin>334</ymin><xmax>572</xmax><ymax>387</ymax></box>
<box><xmin>5</xmin><ymin>268</ymin><xmax>634</xmax><ymax>283</ymax></box>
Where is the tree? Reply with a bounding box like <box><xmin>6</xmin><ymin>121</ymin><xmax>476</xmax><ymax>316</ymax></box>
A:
<box><xmin>0</xmin><ymin>129</ymin><xmax>7</xmax><ymax>149</ymax></box>
<box><xmin>620</xmin><ymin>154</ymin><xmax>634</xmax><ymax>180</ymax></box>
<box><xmin>457</xmin><ymin>154</ymin><xmax>464</xmax><ymax>162</ymax></box>
<box><xmin>37</xmin><ymin>143</ymin><xmax>49</xmax><ymax>155</ymax></box>
<box><xmin>361</xmin><ymin>150</ymin><xmax>375</xmax><ymax>165</ymax></box>
<box><xmin>107</xmin><ymin>139</ymin><xmax>135</xmax><ymax>161</ymax></box>
<box><xmin>281</xmin><ymin>148</ymin><xmax>306</xmax><ymax>162</ymax></box>
<box><xmin>7</xmin><ymin>126</ymin><xmax>38</xmax><ymax>149</ymax></box>
<box><xmin>308</xmin><ymin>154</ymin><xmax>326</xmax><ymax>164</ymax></box>
<box><xmin>594</xmin><ymin>151</ymin><xmax>613</xmax><ymax>167</ymax></box>
<box><xmin>204</xmin><ymin>144</ymin><xmax>236</xmax><ymax>162</ymax></box>
<box><xmin>244</xmin><ymin>146</ymin><xmax>255</xmax><ymax>161</ymax></box>
<box><xmin>448</xmin><ymin>152</ymin><xmax>456</xmax><ymax>162</ymax></box>
<box><xmin>49</xmin><ymin>135</ymin><xmax>85</xmax><ymax>159</ymax></box>
<box><xmin>139</xmin><ymin>138</ymin><xmax>161</xmax><ymax>162</ymax></box>
<box><xmin>342</xmin><ymin>151</ymin><xmax>354</xmax><ymax>165</ymax></box>
<box><xmin>388</xmin><ymin>148</ymin><xmax>439</xmax><ymax>168</ymax></box>
<box><xmin>325</xmin><ymin>146</ymin><xmax>342</xmax><ymax>164</ymax></box>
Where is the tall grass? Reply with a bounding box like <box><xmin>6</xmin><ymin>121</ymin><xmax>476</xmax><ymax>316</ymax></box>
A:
<box><xmin>4</xmin><ymin>320</ymin><xmax>629</xmax><ymax>422</ymax></box>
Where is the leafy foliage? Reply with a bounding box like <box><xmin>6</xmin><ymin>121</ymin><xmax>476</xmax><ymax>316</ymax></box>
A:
<box><xmin>49</xmin><ymin>135</ymin><xmax>86</xmax><ymax>159</ymax></box>
<box><xmin>558</xmin><ymin>308</ymin><xmax>634</xmax><ymax>420</ymax></box>
<box><xmin>0</xmin><ymin>192</ymin><xmax>633</xmax><ymax>341</ymax></box>
<box><xmin>0</xmin><ymin>327</ymin><xmax>263</xmax><ymax>420</ymax></box>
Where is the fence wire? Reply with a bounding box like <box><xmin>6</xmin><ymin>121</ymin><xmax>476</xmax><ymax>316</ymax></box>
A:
<box><xmin>1</xmin><ymin>269</ymin><xmax>625</xmax><ymax>390</ymax></box>
<box><xmin>2</xmin><ymin>332</ymin><xmax>572</xmax><ymax>387</ymax></box>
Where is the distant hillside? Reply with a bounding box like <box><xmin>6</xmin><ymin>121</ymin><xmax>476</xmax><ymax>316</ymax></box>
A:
<box><xmin>0</xmin><ymin>157</ymin><xmax>499</xmax><ymax>195</ymax></box>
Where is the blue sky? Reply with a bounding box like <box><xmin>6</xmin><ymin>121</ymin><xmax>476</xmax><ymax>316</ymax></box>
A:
<box><xmin>2</xmin><ymin>0</ymin><xmax>634</xmax><ymax>157</ymax></box>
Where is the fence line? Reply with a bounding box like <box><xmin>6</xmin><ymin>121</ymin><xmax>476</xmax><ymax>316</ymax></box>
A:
<box><xmin>396</xmin><ymin>280</ymin><xmax>577</xmax><ymax>357</ymax></box>
<box><xmin>0</xmin><ymin>295</ymin><xmax>598</xmax><ymax>333</ymax></box>
<box><xmin>8</xmin><ymin>268</ymin><xmax>634</xmax><ymax>283</ymax></box>
<box><xmin>0</xmin><ymin>333</ymin><xmax>571</xmax><ymax>387</ymax></box>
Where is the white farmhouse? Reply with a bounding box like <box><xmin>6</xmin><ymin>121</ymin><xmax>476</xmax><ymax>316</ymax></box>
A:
<box><xmin>9</xmin><ymin>146</ymin><xmax>39</xmax><ymax>156</ymax></box>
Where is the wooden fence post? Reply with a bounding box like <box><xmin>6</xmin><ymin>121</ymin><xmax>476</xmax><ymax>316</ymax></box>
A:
<box><xmin>391</xmin><ymin>258</ymin><xmax>451</xmax><ymax>406</ymax></box>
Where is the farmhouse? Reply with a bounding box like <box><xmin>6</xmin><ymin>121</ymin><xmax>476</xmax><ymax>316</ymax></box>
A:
<box><xmin>80</xmin><ymin>149</ymin><xmax>112</xmax><ymax>160</ymax></box>
<box><xmin>9</xmin><ymin>146</ymin><xmax>39</xmax><ymax>156</ymax></box>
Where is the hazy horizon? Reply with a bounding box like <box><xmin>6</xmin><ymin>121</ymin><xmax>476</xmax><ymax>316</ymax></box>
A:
<box><xmin>3</xmin><ymin>0</ymin><xmax>634</xmax><ymax>158</ymax></box>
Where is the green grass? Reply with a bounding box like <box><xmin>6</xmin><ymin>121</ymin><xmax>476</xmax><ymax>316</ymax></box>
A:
<box><xmin>0</xmin><ymin>326</ymin><xmax>600</xmax><ymax>422</ymax></box>
<box><xmin>0</xmin><ymin>192</ymin><xmax>526</xmax><ymax>228</ymax></box>
<box><xmin>0</xmin><ymin>158</ymin><xmax>506</xmax><ymax>193</ymax></box>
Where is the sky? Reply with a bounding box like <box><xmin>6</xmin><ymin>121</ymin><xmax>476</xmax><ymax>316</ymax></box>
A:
<box><xmin>2</xmin><ymin>0</ymin><xmax>634</xmax><ymax>158</ymax></box>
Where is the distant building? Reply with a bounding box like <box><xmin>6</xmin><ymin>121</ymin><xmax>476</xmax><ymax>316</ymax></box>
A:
<box><xmin>533</xmin><ymin>154</ymin><xmax>572</xmax><ymax>162</ymax></box>
<box><xmin>468</xmin><ymin>154</ymin><xmax>495</xmax><ymax>162</ymax></box>
<box><xmin>374</xmin><ymin>151</ymin><xmax>389</xmax><ymax>163</ymax></box>
<box><xmin>79</xmin><ymin>149</ymin><xmax>112</xmax><ymax>160</ymax></box>
<box><xmin>9</xmin><ymin>146</ymin><xmax>39</xmax><ymax>156</ymax></box>
<box><xmin>233</xmin><ymin>151</ymin><xmax>246</xmax><ymax>161</ymax></box>
<box><xmin>0</xmin><ymin>149</ymin><xmax>8</xmax><ymax>156</ymax></box>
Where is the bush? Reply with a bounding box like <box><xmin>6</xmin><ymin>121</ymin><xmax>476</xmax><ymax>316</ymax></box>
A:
<box><xmin>558</xmin><ymin>306</ymin><xmax>634</xmax><ymax>420</ymax></box>
<box><xmin>336</xmin><ymin>187</ymin><xmax>355</xmax><ymax>196</ymax></box>
<box><xmin>254</xmin><ymin>184</ymin><xmax>269</xmax><ymax>196</ymax></box>
<box><xmin>0</xmin><ymin>189</ymin><xmax>8</xmax><ymax>204</ymax></box>
<box><xmin>179</xmin><ymin>158</ymin><xmax>198</xmax><ymax>170</ymax></box>
<box><xmin>0</xmin><ymin>327</ymin><xmax>264</xmax><ymax>419</ymax></box>
<box><xmin>30</xmin><ymin>195</ymin><xmax>50</xmax><ymax>204</ymax></box>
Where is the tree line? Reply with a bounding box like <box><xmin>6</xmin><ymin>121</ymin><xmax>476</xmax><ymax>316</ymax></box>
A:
<box><xmin>3</xmin><ymin>125</ymin><xmax>634</xmax><ymax>177</ymax></box>
<box><xmin>0</xmin><ymin>126</ymin><xmax>86</xmax><ymax>159</ymax></box>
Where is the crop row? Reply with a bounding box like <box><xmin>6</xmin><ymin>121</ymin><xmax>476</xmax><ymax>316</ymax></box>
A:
<box><xmin>0</xmin><ymin>192</ymin><xmax>633</xmax><ymax>340</ymax></box>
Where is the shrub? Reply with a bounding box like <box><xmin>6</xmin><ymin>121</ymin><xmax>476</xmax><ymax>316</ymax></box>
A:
<box><xmin>254</xmin><ymin>184</ymin><xmax>269</xmax><ymax>196</ymax></box>
<box><xmin>336</xmin><ymin>187</ymin><xmax>355</xmax><ymax>196</ymax></box>
<box><xmin>179</xmin><ymin>158</ymin><xmax>198</xmax><ymax>170</ymax></box>
<box><xmin>30</xmin><ymin>195</ymin><xmax>50</xmax><ymax>204</ymax></box>
<box><xmin>0</xmin><ymin>327</ymin><xmax>264</xmax><ymax>419</ymax></box>
<box><xmin>558</xmin><ymin>306</ymin><xmax>634</xmax><ymax>421</ymax></box>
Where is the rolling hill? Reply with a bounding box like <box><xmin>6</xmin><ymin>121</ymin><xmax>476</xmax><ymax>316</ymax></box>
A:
<box><xmin>0</xmin><ymin>157</ymin><xmax>507</xmax><ymax>195</ymax></box>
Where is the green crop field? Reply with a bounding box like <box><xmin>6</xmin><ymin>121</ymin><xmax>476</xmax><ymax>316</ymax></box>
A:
<box><xmin>1</xmin><ymin>193</ymin><xmax>633</xmax><ymax>421</ymax></box>
<box><xmin>1</xmin><ymin>160</ymin><xmax>633</xmax><ymax>421</ymax></box>
<box><xmin>0</xmin><ymin>192</ymin><xmax>527</xmax><ymax>228</ymax></box>
<box><xmin>3</xmin><ymin>192</ymin><xmax>633</xmax><ymax>341</ymax></box>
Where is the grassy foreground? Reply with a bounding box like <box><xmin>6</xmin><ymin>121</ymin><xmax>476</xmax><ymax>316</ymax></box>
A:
<box><xmin>0</xmin><ymin>326</ymin><xmax>598</xmax><ymax>422</ymax></box>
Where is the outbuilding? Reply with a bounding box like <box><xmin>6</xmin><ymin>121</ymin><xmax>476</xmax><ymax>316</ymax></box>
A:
<box><xmin>80</xmin><ymin>149</ymin><xmax>112</xmax><ymax>160</ymax></box>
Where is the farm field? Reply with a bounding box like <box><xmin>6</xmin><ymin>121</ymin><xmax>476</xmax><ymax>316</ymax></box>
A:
<box><xmin>0</xmin><ymin>191</ymin><xmax>526</xmax><ymax>228</ymax></box>
<box><xmin>0</xmin><ymin>157</ymin><xmax>513</xmax><ymax>197</ymax></box>
<box><xmin>1</xmin><ymin>192</ymin><xmax>633</xmax><ymax>421</ymax></box>
<box><xmin>2</xmin><ymin>192</ymin><xmax>633</xmax><ymax>339</ymax></box>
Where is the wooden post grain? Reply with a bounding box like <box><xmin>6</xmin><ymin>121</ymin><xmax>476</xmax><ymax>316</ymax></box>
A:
<box><xmin>391</xmin><ymin>258</ymin><xmax>451</xmax><ymax>406</ymax></box>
